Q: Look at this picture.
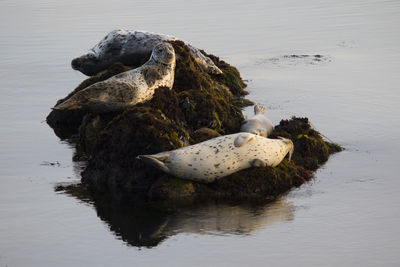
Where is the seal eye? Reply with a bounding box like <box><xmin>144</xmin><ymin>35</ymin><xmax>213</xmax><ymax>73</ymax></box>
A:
<box><xmin>86</xmin><ymin>54</ymin><xmax>97</xmax><ymax>60</ymax></box>
<box><xmin>85</xmin><ymin>54</ymin><xmax>100</xmax><ymax>64</ymax></box>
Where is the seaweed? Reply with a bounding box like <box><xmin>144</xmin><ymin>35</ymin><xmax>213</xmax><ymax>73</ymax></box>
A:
<box><xmin>201</xmin><ymin>50</ymin><xmax>248</xmax><ymax>96</ymax></box>
<box><xmin>47</xmin><ymin>41</ymin><xmax>341</xmax><ymax>204</ymax></box>
<box><xmin>270</xmin><ymin>117</ymin><xmax>342</xmax><ymax>170</ymax></box>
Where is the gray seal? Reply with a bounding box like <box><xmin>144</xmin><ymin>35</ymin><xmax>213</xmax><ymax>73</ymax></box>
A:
<box><xmin>71</xmin><ymin>29</ymin><xmax>222</xmax><ymax>76</ymax></box>
<box><xmin>54</xmin><ymin>42</ymin><xmax>175</xmax><ymax>111</ymax></box>
<box><xmin>241</xmin><ymin>104</ymin><xmax>274</xmax><ymax>137</ymax></box>
<box><xmin>138</xmin><ymin>133</ymin><xmax>294</xmax><ymax>183</ymax></box>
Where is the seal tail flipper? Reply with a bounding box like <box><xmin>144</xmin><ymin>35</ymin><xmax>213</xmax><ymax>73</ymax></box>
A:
<box><xmin>234</xmin><ymin>133</ymin><xmax>255</xmax><ymax>147</ymax></box>
<box><xmin>288</xmin><ymin>146</ymin><xmax>294</xmax><ymax>161</ymax></box>
<box><xmin>185</xmin><ymin>43</ymin><xmax>223</xmax><ymax>75</ymax></box>
<box><xmin>254</xmin><ymin>104</ymin><xmax>266</xmax><ymax>115</ymax></box>
<box><xmin>137</xmin><ymin>153</ymin><xmax>171</xmax><ymax>173</ymax></box>
<box><xmin>53</xmin><ymin>99</ymin><xmax>81</xmax><ymax>110</ymax></box>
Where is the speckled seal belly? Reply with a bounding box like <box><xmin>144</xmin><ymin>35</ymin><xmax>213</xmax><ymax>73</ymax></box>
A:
<box><xmin>54</xmin><ymin>42</ymin><xmax>175</xmax><ymax>112</ymax></box>
<box><xmin>138</xmin><ymin>133</ymin><xmax>294</xmax><ymax>183</ymax></box>
<box><xmin>71</xmin><ymin>29</ymin><xmax>222</xmax><ymax>76</ymax></box>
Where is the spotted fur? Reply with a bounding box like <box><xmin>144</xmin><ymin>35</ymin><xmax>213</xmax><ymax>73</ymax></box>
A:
<box><xmin>54</xmin><ymin>42</ymin><xmax>175</xmax><ymax>111</ymax></box>
<box><xmin>137</xmin><ymin>133</ymin><xmax>294</xmax><ymax>183</ymax></box>
<box><xmin>71</xmin><ymin>29</ymin><xmax>222</xmax><ymax>76</ymax></box>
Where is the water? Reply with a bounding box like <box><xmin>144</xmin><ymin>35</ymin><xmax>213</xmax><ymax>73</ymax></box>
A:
<box><xmin>1</xmin><ymin>0</ymin><xmax>399</xmax><ymax>266</ymax></box>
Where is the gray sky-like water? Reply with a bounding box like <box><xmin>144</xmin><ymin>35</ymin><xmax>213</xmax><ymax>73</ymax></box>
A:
<box><xmin>0</xmin><ymin>0</ymin><xmax>399</xmax><ymax>266</ymax></box>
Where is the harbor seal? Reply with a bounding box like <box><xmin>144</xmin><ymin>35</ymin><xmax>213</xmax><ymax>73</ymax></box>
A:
<box><xmin>137</xmin><ymin>133</ymin><xmax>294</xmax><ymax>183</ymax></box>
<box><xmin>54</xmin><ymin>42</ymin><xmax>175</xmax><ymax>111</ymax></box>
<box><xmin>71</xmin><ymin>29</ymin><xmax>222</xmax><ymax>76</ymax></box>
<box><xmin>241</xmin><ymin>104</ymin><xmax>274</xmax><ymax>137</ymax></box>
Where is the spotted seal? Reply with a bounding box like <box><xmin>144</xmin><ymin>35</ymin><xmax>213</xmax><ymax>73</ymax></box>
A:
<box><xmin>241</xmin><ymin>104</ymin><xmax>274</xmax><ymax>137</ymax></box>
<box><xmin>137</xmin><ymin>133</ymin><xmax>294</xmax><ymax>183</ymax></box>
<box><xmin>71</xmin><ymin>29</ymin><xmax>222</xmax><ymax>76</ymax></box>
<box><xmin>54</xmin><ymin>42</ymin><xmax>175</xmax><ymax>111</ymax></box>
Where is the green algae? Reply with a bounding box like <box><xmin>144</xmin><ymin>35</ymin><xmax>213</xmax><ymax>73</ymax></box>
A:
<box><xmin>161</xmin><ymin>130</ymin><xmax>185</xmax><ymax>148</ymax></box>
<box><xmin>212</xmin><ymin>112</ymin><xmax>222</xmax><ymax>131</ymax></box>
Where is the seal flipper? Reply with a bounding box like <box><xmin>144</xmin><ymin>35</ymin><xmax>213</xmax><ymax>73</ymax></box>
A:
<box><xmin>278</xmin><ymin>136</ymin><xmax>294</xmax><ymax>161</ymax></box>
<box><xmin>254</xmin><ymin>129</ymin><xmax>266</xmax><ymax>137</ymax></box>
<box><xmin>53</xmin><ymin>98</ymin><xmax>82</xmax><ymax>110</ymax></box>
<box><xmin>137</xmin><ymin>153</ymin><xmax>171</xmax><ymax>173</ymax></box>
<box><xmin>251</xmin><ymin>159</ymin><xmax>266</xmax><ymax>168</ymax></box>
<box><xmin>234</xmin><ymin>133</ymin><xmax>255</xmax><ymax>147</ymax></box>
<box><xmin>254</xmin><ymin>104</ymin><xmax>266</xmax><ymax>115</ymax></box>
<box><xmin>185</xmin><ymin>43</ymin><xmax>223</xmax><ymax>75</ymax></box>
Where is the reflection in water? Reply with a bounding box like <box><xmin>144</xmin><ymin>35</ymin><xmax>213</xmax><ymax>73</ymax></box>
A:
<box><xmin>56</xmin><ymin>184</ymin><xmax>294</xmax><ymax>248</ymax></box>
<box><xmin>167</xmin><ymin>199</ymin><xmax>294</xmax><ymax>236</ymax></box>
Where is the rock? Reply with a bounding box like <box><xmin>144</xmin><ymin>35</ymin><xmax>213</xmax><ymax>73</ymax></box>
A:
<box><xmin>191</xmin><ymin>127</ymin><xmax>221</xmax><ymax>143</ymax></box>
<box><xmin>47</xmin><ymin>40</ymin><xmax>341</xmax><ymax>204</ymax></box>
<box><xmin>270</xmin><ymin>117</ymin><xmax>342</xmax><ymax>170</ymax></box>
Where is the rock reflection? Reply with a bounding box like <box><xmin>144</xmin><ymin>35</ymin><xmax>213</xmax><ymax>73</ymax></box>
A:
<box><xmin>56</xmin><ymin>183</ymin><xmax>295</xmax><ymax>248</ymax></box>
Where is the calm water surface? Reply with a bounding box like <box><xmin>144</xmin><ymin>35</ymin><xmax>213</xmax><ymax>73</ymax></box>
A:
<box><xmin>1</xmin><ymin>0</ymin><xmax>399</xmax><ymax>266</ymax></box>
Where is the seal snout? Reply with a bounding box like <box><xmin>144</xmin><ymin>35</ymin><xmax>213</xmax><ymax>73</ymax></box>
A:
<box><xmin>71</xmin><ymin>58</ymin><xmax>81</xmax><ymax>70</ymax></box>
<box><xmin>71</xmin><ymin>56</ymin><xmax>99</xmax><ymax>76</ymax></box>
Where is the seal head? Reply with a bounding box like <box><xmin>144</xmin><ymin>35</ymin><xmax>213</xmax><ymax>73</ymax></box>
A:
<box><xmin>71</xmin><ymin>53</ymin><xmax>103</xmax><ymax>76</ymax></box>
<box><xmin>151</xmin><ymin>42</ymin><xmax>175</xmax><ymax>64</ymax></box>
<box><xmin>71</xmin><ymin>30</ymin><xmax>127</xmax><ymax>76</ymax></box>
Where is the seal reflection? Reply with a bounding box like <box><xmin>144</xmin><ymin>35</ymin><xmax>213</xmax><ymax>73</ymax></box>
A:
<box><xmin>56</xmin><ymin>183</ymin><xmax>295</xmax><ymax>248</ymax></box>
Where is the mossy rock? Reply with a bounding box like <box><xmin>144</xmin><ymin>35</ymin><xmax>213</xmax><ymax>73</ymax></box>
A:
<box><xmin>191</xmin><ymin>127</ymin><xmax>221</xmax><ymax>144</ymax></box>
<box><xmin>270</xmin><ymin>117</ymin><xmax>342</xmax><ymax>170</ymax></box>
<box><xmin>47</xmin><ymin>40</ymin><xmax>341</xmax><ymax>204</ymax></box>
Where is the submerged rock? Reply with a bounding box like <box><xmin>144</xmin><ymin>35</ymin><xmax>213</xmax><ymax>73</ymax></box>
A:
<box><xmin>47</xmin><ymin>40</ymin><xmax>340</xmax><ymax>204</ymax></box>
